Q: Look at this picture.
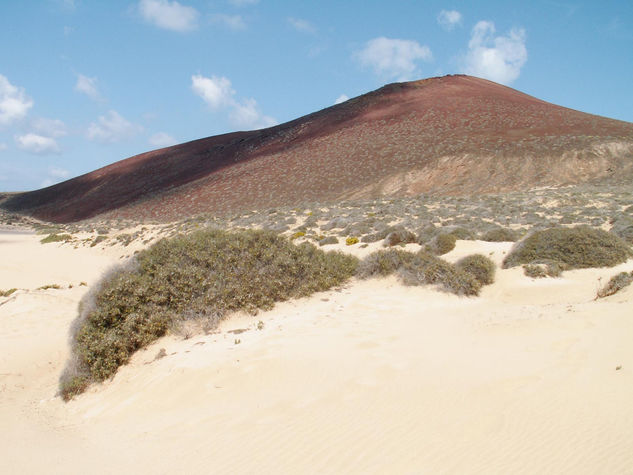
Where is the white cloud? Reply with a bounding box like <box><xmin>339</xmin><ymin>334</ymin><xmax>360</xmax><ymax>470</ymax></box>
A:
<box><xmin>461</xmin><ymin>21</ymin><xmax>527</xmax><ymax>85</ymax></box>
<box><xmin>191</xmin><ymin>74</ymin><xmax>277</xmax><ymax>130</ymax></box>
<box><xmin>0</xmin><ymin>74</ymin><xmax>33</xmax><ymax>125</ymax></box>
<box><xmin>356</xmin><ymin>37</ymin><xmax>433</xmax><ymax>81</ymax></box>
<box><xmin>334</xmin><ymin>94</ymin><xmax>349</xmax><ymax>105</ymax></box>
<box><xmin>87</xmin><ymin>110</ymin><xmax>142</xmax><ymax>143</ymax></box>
<box><xmin>149</xmin><ymin>132</ymin><xmax>177</xmax><ymax>148</ymax></box>
<box><xmin>32</xmin><ymin>117</ymin><xmax>67</xmax><ymax>138</ymax></box>
<box><xmin>15</xmin><ymin>133</ymin><xmax>61</xmax><ymax>155</ymax></box>
<box><xmin>191</xmin><ymin>74</ymin><xmax>235</xmax><ymax>109</ymax></box>
<box><xmin>437</xmin><ymin>10</ymin><xmax>462</xmax><ymax>31</ymax></box>
<box><xmin>230</xmin><ymin>98</ymin><xmax>277</xmax><ymax>129</ymax></box>
<box><xmin>139</xmin><ymin>0</ymin><xmax>198</xmax><ymax>32</ymax></box>
<box><xmin>211</xmin><ymin>13</ymin><xmax>246</xmax><ymax>30</ymax></box>
<box><xmin>228</xmin><ymin>0</ymin><xmax>258</xmax><ymax>6</ymax></box>
<box><xmin>75</xmin><ymin>74</ymin><xmax>101</xmax><ymax>100</ymax></box>
<box><xmin>287</xmin><ymin>17</ymin><xmax>316</xmax><ymax>34</ymax></box>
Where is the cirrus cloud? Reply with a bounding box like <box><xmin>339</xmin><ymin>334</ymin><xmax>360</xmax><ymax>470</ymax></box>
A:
<box><xmin>461</xmin><ymin>21</ymin><xmax>527</xmax><ymax>85</ymax></box>
<box><xmin>356</xmin><ymin>37</ymin><xmax>433</xmax><ymax>81</ymax></box>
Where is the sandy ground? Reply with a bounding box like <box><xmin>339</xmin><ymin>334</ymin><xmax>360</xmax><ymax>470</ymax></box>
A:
<box><xmin>2</xmin><ymin>229</ymin><xmax>633</xmax><ymax>474</ymax></box>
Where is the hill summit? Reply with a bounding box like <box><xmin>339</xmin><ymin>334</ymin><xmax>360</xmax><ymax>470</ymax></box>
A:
<box><xmin>3</xmin><ymin>74</ymin><xmax>633</xmax><ymax>222</ymax></box>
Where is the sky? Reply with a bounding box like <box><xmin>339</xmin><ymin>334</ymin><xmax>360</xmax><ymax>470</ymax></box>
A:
<box><xmin>0</xmin><ymin>0</ymin><xmax>632</xmax><ymax>192</ymax></box>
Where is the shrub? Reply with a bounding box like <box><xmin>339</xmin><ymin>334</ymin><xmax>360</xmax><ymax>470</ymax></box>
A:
<box><xmin>41</xmin><ymin>233</ymin><xmax>72</xmax><ymax>244</ymax></box>
<box><xmin>59</xmin><ymin>229</ymin><xmax>358</xmax><ymax>400</ymax></box>
<box><xmin>415</xmin><ymin>224</ymin><xmax>438</xmax><ymax>245</ymax></box>
<box><xmin>610</xmin><ymin>216</ymin><xmax>633</xmax><ymax>244</ymax></box>
<box><xmin>596</xmin><ymin>271</ymin><xmax>633</xmax><ymax>298</ymax></box>
<box><xmin>346</xmin><ymin>236</ymin><xmax>359</xmax><ymax>246</ymax></box>
<box><xmin>90</xmin><ymin>235</ymin><xmax>108</xmax><ymax>247</ymax></box>
<box><xmin>357</xmin><ymin>249</ymin><xmax>480</xmax><ymax>296</ymax></box>
<box><xmin>398</xmin><ymin>251</ymin><xmax>481</xmax><ymax>296</ymax></box>
<box><xmin>0</xmin><ymin>288</ymin><xmax>17</xmax><ymax>297</ymax></box>
<box><xmin>446</xmin><ymin>227</ymin><xmax>476</xmax><ymax>240</ymax></box>
<box><xmin>455</xmin><ymin>254</ymin><xmax>496</xmax><ymax>285</ymax></box>
<box><xmin>481</xmin><ymin>227</ymin><xmax>520</xmax><ymax>242</ymax></box>
<box><xmin>318</xmin><ymin>236</ymin><xmax>338</xmax><ymax>246</ymax></box>
<box><xmin>503</xmin><ymin>226</ymin><xmax>631</xmax><ymax>270</ymax></box>
<box><xmin>356</xmin><ymin>249</ymin><xmax>417</xmax><ymax>278</ymax></box>
<box><xmin>383</xmin><ymin>227</ymin><xmax>416</xmax><ymax>247</ymax></box>
<box><xmin>291</xmin><ymin>231</ymin><xmax>306</xmax><ymax>240</ymax></box>
<box><xmin>37</xmin><ymin>284</ymin><xmax>62</xmax><ymax>290</ymax></box>
<box><xmin>426</xmin><ymin>233</ymin><xmax>457</xmax><ymax>255</ymax></box>
<box><xmin>523</xmin><ymin>260</ymin><xmax>564</xmax><ymax>278</ymax></box>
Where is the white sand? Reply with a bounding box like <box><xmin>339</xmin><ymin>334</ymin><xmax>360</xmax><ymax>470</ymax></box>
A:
<box><xmin>2</xmin><ymin>232</ymin><xmax>633</xmax><ymax>474</ymax></box>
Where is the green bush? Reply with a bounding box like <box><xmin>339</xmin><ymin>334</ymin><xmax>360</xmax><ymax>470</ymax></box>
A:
<box><xmin>503</xmin><ymin>226</ymin><xmax>631</xmax><ymax>270</ymax></box>
<box><xmin>357</xmin><ymin>249</ymin><xmax>480</xmax><ymax>296</ymax></box>
<box><xmin>40</xmin><ymin>233</ymin><xmax>72</xmax><ymax>244</ymax></box>
<box><xmin>59</xmin><ymin>229</ymin><xmax>358</xmax><ymax>400</ymax></box>
<box><xmin>481</xmin><ymin>227</ymin><xmax>520</xmax><ymax>242</ymax></box>
<box><xmin>455</xmin><ymin>254</ymin><xmax>496</xmax><ymax>285</ymax></box>
<box><xmin>0</xmin><ymin>288</ymin><xmax>17</xmax><ymax>297</ymax></box>
<box><xmin>346</xmin><ymin>236</ymin><xmax>359</xmax><ymax>246</ymax></box>
<box><xmin>426</xmin><ymin>233</ymin><xmax>457</xmax><ymax>255</ymax></box>
<box><xmin>596</xmin><ymin>271</ymin><xmax>633</xmax><ymax>298</ymax></box>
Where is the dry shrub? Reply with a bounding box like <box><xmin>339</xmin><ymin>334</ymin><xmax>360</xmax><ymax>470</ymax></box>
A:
<box><xmin>318</xmin><ymin>235</ymin><xmax>338</xmax><ymax>246</ymax></box>
<box><xmin>59</xmin><ymin>229</ymin><xmax>358</xmax><ymax>400</ymax></box>
<box><xmin>455</xmin><ymin>254</ymin><xmax>496</xmax><ymax>285</ymax></box>
<box><xmin>596</xmin><ymin>271</ymin><xmax>633</xmax><ymax>298</ymax></box>
<box><xmin>503</xmin><ymin>226</ymin><xmax>631</xmax><ymax>270</ymax></box>
<box><xmin>357</xmin><ymin>249</ymin><xmax>480</xmax><ymax>296</ymax></box>
<box><xmin>481</xmin><ymin>227</ymin><xmax>520</xmax><ymax>242</ymax></box>
<box><xmin>426</xmin><ymin>233</ymin><xmax>457</xmax><ymax>255</ymax></box>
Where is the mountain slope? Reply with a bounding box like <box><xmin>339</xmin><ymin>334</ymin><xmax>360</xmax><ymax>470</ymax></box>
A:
<box><xmin>3</xmin><ymin>75</ymin><xmax>633</xmax><ymax>222</ymax></box>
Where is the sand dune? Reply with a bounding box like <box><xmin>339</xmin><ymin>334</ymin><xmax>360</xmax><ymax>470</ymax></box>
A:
<box><xmin>2</xmin><ymin>230</ymin><xmax>633</xmax><ymax>474</ymax></box>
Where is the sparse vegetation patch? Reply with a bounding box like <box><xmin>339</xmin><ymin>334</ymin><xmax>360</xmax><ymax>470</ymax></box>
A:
<box><xmin>455</xmin><ymin>254</ymin><xmax>496</xmax><ymax>285</ymax></box>
<box><xmin>59</xmin><ymin>228</ymin><xmax>358</xmax><ymax>400</ymax></box>
<box><xmin>357</xmin><ymin>248</ymin><xmax>481</xmax><ymax>296</ymax></box>
<box><xmin>504</xmin><ymin>226</ymin><xmax>631</xmax><ymax>270</ymax></box>
<box><xmin>596</xmin><ymin>271</ymin><xmax>633</xmax><ymax>298</ymax></box>
<box><xmin>40</xmin><ymin>233</ymin><xmax>73</xmax><ymax>244</ymax></box>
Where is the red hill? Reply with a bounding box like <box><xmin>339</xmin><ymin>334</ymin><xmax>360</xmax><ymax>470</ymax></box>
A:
<box><xmin>3</xmin><ymin>75</ymin><xmax>633</xmax><ymax>222</ymax></box>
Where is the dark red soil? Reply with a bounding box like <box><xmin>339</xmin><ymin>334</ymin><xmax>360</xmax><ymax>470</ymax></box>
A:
<box><xmin>3</xmin><ymin>75</ymin><xmax>633</xmax><ymax>222</ymax></box>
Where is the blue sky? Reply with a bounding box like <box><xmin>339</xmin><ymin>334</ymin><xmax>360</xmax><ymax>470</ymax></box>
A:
<box><xmin>1</xmin><ymin>0</ymin><xmax>631</xmax><ymax>191</ymax></box>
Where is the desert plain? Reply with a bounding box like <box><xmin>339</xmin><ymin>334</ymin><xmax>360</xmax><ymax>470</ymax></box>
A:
<box><xmin>2</xmin><ymin>188</ymin><xmax>633</xmax><ymax>474</ymax></box>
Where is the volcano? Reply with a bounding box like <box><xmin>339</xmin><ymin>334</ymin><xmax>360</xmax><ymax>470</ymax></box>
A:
<box><xmin>3</xmin><ymin>75</ymin><xmax>633</xmax><ymax>223</ymax></box>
